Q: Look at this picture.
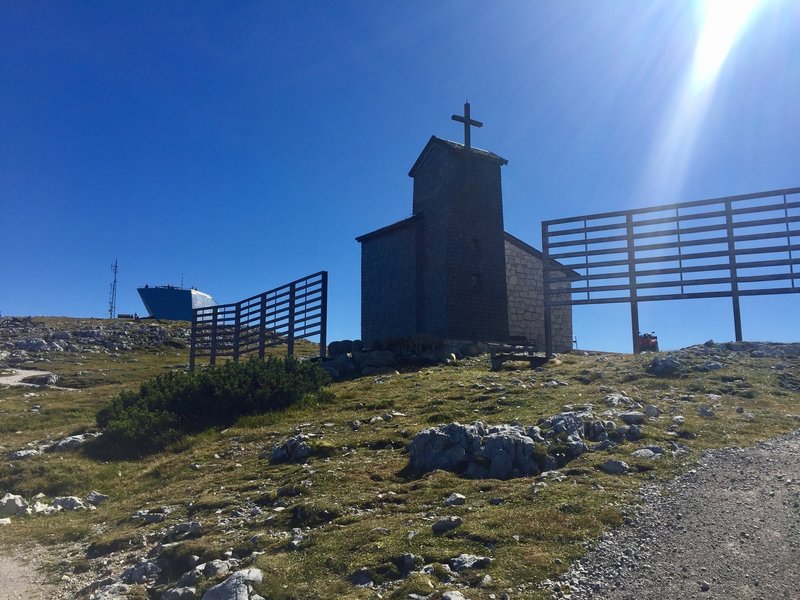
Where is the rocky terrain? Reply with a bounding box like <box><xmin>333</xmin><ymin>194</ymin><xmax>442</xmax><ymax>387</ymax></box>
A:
<box><xmin>0</xmin><ymin>317</ymin><xmax>189</xmax><ymax>369</ymax></box>
<box><xmin>0</xmin><ymin>317</ymin><xmax>799</xmax><ymax>599</ymax></box>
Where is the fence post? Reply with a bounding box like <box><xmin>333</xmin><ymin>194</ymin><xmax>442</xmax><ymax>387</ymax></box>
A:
<box><xmin>626</xmin><ymin>213</ymin><xmax>640</xmax><ymax>354</ymax></box>
<box><xmin>319</xmin><ymin>272</ymin><xmax>328</xmax><ymax>358</ymax></box>
<box><xmin>210</xmin><ymin>306</ymin><xmax>218</xmax><ymax>366</ymax></box>
<box><xmin>258</xmin><ymin>294</ymin><xmax>267</xmax><ymax>359</ymax></box>
<box><xmin>725</xmin><ymin>200</ymin><xmax>743</xmax><ymax>341</ymax></box>
<box><xmin>542</xmin><ymin>221</ymin><xmax>553</xmax><ymax>358</ymax></box>
<box><xmin>287</xmin><ymin>282</ymin><xmax>296</xmax><ymax>357</ymax></box>
<box><xmin>189</xmin><ymin>310</ymin><xmax>197</xmax><ymax>372</ymax></box>
<box><xmin>233</xmin><ymin>303</ymin><xmax>241</xmax><ymax>363</ymax></box>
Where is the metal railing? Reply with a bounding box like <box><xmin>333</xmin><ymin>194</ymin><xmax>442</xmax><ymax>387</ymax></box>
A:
<box><xmin>189</xmin><ymin>271</ymin><xmax>328</xmax><ymax>370</ymax></box>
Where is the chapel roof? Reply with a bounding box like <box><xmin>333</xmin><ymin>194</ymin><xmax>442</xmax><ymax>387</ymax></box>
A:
<box><xmin>355</xmin><ymin>214</ymin><xmax>418</xmax><ymax>243</ymax></box>
<box><xmin>408</xmin><ymin>136</ymin><xmax>508</xmax><ymax>178</ymax></box>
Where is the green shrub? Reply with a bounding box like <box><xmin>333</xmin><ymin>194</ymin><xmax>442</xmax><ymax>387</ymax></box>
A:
<box><xmin>95</xmin><ymin>356</ymin><xmax>330</xmax><ymax>456</ymax></box>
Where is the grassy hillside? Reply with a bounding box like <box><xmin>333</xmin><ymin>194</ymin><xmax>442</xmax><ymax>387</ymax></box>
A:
<box><xmin>0</xmin><ymin>317</ymin><xmax>798</xmax><ymax>599</ymax></box>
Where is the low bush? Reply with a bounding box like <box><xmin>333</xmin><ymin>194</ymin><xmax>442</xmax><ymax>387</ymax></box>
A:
<box><xmin>95</xmin><ymin>356</ymin><xmax>330</xmax><ymax>456</ymax></box>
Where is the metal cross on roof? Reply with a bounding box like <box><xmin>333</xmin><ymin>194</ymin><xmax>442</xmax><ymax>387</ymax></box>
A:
<box><xmin>451</xmin><ymin>102</ymin><xmax>483</xmax><ymax>150</ymax></box>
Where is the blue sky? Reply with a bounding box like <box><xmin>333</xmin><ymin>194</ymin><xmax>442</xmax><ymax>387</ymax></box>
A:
<box><xmin>1</xmin><ymin>1</ymin><xmax>798</xmax><ymax>352</ymax></box>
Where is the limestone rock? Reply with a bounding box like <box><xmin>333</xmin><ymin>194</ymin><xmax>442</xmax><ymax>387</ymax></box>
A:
<box><xmin>0</xmin><ymin>493</ymin><xmax>29</xmax><ymax>516</ymax></box>
<box><xmin>444</xmin><ymin>493</ymin><xmax>466</xmax><ymax>506</ymax></box>
<box><xmin>432</xmin><ymin>516</ymin><xmax>462</xmax><ymax>534</ymax></box>
<box><xmin>644</xmin><ymin>404</ymin><xmax>662</xmax><ymax>418</ymax></box>
<box><xmin>441</xmin><ymin>592</ymin><xmax>468</xmax><ymax>600</ymax></box>
<box><xmin>52</xmin><ymin>496</ymin><xmax>86</xmax><ymax>511</ymax></box>
<box><xmin>48</xmin><ymin>433</ymin><xmax>96</xmax><ymax>452</ymax></box>
<box><xmin>449</xmin><ymin>554</ymin><xmax>493</xmax><ymax>571</ymax></box>
<box><xmin>162</xmin><ymin>587</ymin><xmax>197</xmax><ymax>600</ymax></box>
<box><xmin>122</xmin><ymin>558</ymin><xmax>161</xmax><ymax>584</ymax></box>
<box><xmin>602</xmin><ymin>460</ymin><xmax>630</xmax><ymax>475</ymax></box>
<box><xmin>89</xmin><ymin>582</ymin><xmax>131</xmax><ymax>599</ymax></box>
<box><xmin>8</xmin><ymin>449</ymin><xmax>39</xmax><ymax>460</ymax></box>
<box><xmin>630</xmin><ymin>449</ymin><xmax>657</xmax><ymax>459</ymax></box>
<box><xmin>271</xmin><ymin>435</ymin><xmax>312</xmax><ymax>464</ymax></box>
<box><xmin>203</xmin><ymin>559</ymin><xmax>231</xmax><ymax>578</ymax></box>
<box><xmin>646</xmin><ymin>355</ymin><xmax>683</xmax><ymax>376</ymax></box>
<box><xmin>86</xmin><ymin>490</ymin><xmax>109</xmax><ymax>506</ymax></box>
<box><xmin>21</xmin><ymin>372</ymin><xmax>59</xmax><ymax>386</ymax></box>
<box><xmin>201</xmin><ymin>568</ymin><xmax>263</xmax><ymax>600</ymax></box>
<box><xmin>619</xmin><ymin>411</ymin><xmax>645</xmax><ymax>425</ymax></box>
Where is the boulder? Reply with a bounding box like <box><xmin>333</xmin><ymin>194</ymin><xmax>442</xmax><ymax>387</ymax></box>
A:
<box><xmin>697</xmin><ymin>361</ymin><xmax>723</xmax><ymax>372</ymax></box>
<box><xmin>646</xmin><ymin>355</ymin><xmax>683</xmax><ymax>376</ymax></box>
<box><xmin>162</xmin><ymin>587</ymin><xmax>198</xmax><ymax>600</ymax></box>
<box><xmin>21</xmin><ymin>372</ymin><xmax>59</xmax><ymax>386</ymax></box>
<box><xmin>271</xmin><ymin>435</ymin><xmax>312</xmax><ymax>464</ymax></box>
<box><xmin>89</xmin><ymin>583</ymin><xmax>131</xmax><ymax>600</ymax></box>
<box><xmin>52</xmin><ymin>496</ymin><xmax>86</xmax><ymax>511</ymax></box>
<box><xmin>8</xmin><ymin>449</ymin><xmax>39</xmax><ymax>460</ymax></box>
<box><xmin>468</xmin><ymin>426</ymin><xmax>538</xmax><ymax>479</ymax></box>
<box><xmin>619</xmin><ymin>411</ymin><xmax>645</xmax><ymax>425</ymax></box>
<box><xmin>630</xmin><ymin>449</ymin><xmax>657</xmax><ymax>459</ymax></box>
<box><xmin>602</xmin><ymin>459</ymin><xmax>630</xmax><ymax>475</ymax></box>
<box><xmin>441</xmin><ymin>592</ymin><xmax>468</xmax><ymax>600</ymax></box>
<box><xmin>0</xmin><ymin>493</ymin><xmax>29</xmax><ymax>516</ymax></box>
<box><xmin>48</xmin><ymin>433</ymin><xmax>95</xmax><ymax>452</ymax></box>
<box><xmin>626</xmin><ymin>424</ymin><xmax>644</xmax><ymax>441</ymax></box>
<box><xmin>432</xmin><ymin>516</ymin><xmax>462</xmax><ymax>534</ymax></box>
<box><xmin>409</xmin><ymin>415</ymin><xmax>595</xmax><ymax>480</ymax></box>
<box><xmin>444</xmin><ymin>493</ymin><xmax>466</xmax><ymax>506</ymax></box>
<box><xmin>122</xmin><ymin>558</ymin><xmax>161</xmax><ymax>584</ymax></box>
<box><xmin>201</xmin><ymin>568</ymin><xmax>263</xmax><ymax>600</ymax></box>
<box><xmin>448</xmin><ymin>554</ymin><xmax>492</xmax><ymax>571</ymax></box>
<box><xmin>204</xmin><ymin>559</ymin><xmax>231</xmax><ymax>578</ymax></box>
<box><xmin>86</xmin><ymin>491</ymin><xmax>109</xmax><ymax>506</ymax></box>
<box><xmin>408</xmin><ymin>423</ymin><xmax>483</xmax><ymax>473</ymax></box>
<box><xmin>644</xmin><ymin>404</ymin><xmax>662</xmax><ymax>418</ymax></box>
<box><xmin>32</xmin><ymin>501</ymin><xmax>55</xmax><ymax>514</ymax></box>
<box><xmin>600</xmin><ymin>392</ymin><xmax>635</xmax><ymax>407</ymax></box>
<box><xmin>327</xmin><ymin>340</ymin><xmax>353</xmax><ymax>357</ymax></box>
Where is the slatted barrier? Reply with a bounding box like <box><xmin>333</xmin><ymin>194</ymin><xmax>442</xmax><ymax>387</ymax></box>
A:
<box><xmin>189</xmin><ymin>271</ymin><xmax>328</xmax><ymax>370</ymax></box>
<box><xmin>542</xmin><ymin>187</ymin><xmax>800</xmax><ymax>355</ymax></box>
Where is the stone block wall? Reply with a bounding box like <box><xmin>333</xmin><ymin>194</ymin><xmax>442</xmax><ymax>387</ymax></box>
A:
<box><xmin>505</xmin><ymin>238</ymin><xmax>573</xmax><ymax>353</ymax></box>
<box><xmin>360</xmin><ymin>222</ymin><xmax>417</xmax><ymax>344</ymax></box>
<box><xmin>412</xmin><ymin>142</ymin><xmax>509</xmax><ymax>341</ymax></box>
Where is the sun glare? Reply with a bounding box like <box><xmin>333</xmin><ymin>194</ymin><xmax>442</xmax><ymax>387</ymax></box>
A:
<box><xmin>692</xmin><ymin>0</ymin><xmax>762</xmax><ymax>88</ymax></box>
<box><xmin>639</xmin><ymin>0</ymin><xmax>764</xmax><ymax>205</ymax></box>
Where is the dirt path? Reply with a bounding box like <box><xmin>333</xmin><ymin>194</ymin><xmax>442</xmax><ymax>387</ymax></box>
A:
<box><xmin>552</xmin><ymin>429</ymin><xmax>800</xmax><ymax>599</ymax></box>
<box><xmin>0</xmin><ymin>553</ymin><xmax>60</xmax><ymax>600</ymax></box>
<box><xmin>0</xmin><ymin>368</ymin><xmax>72</xmax><ymax>391</ymax></box>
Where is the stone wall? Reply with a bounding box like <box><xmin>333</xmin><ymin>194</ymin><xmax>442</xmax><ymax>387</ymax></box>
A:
<box><xmin>505</xmin><ymin>237</ymin><xmax>573</xmax><ymax>353</ymax></box>
<box><xmin>360</xmin><ymin>222</ymin><xmax>417</xmax><ymax>344</ymax></box>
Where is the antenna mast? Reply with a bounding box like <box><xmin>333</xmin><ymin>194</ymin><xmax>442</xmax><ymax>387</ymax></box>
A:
<box><xmin>108</xmin><ymin>259</ymin><xmax>118</xmax><ymax>319</ymax></box>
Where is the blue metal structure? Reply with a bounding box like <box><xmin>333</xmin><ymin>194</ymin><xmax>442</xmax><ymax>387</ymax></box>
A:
<box><xmin>137</xmin><ymin>285</ymin><xmax>216</xmax><ymax>321</ymax></box>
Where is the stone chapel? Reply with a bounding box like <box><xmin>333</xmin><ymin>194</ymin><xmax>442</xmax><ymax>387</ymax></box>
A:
<box><xmin>356</xmin><ymin>105</ymin><xmax>574</xmax><ymax>352</ymax></box>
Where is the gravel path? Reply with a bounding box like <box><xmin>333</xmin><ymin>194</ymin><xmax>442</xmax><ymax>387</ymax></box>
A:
<box><xmin>550</xmin><ymin>429</ymin><xmax>800</xmax><ymax>599</ymax></box>
<box><xmin>0</xmin><ymin>368</ymin><xmax>72</xmax><ymax>390</ymax></box>
<box><xmin>0</xmin><ymin>552</ymin><xmax>59</xmax><ymax>600</ymax></box>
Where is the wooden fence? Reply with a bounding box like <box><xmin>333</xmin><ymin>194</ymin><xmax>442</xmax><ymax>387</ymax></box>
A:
<box><xmin>189</xmin><ymin>271</ymin><xmax>328</xmax><ymax>370</ymax></box>
<box><xmin>542</xmin><ymin>187</ymin><xmax>800</xmax><ymax>355</ymax></box>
